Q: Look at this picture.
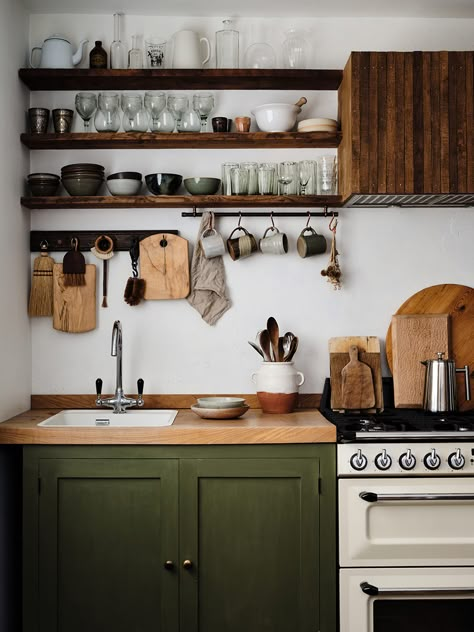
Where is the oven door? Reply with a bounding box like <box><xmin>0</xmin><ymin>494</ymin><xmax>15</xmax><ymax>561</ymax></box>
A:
<box><xmin>340</xmin><ymin>567</ymin><xmax>474</xmax><ymax>632</ymax></box>
<box><xmin>339</xmin><ymin>477</ymin><xmax>474</xmax><ymax>566</ymax></box>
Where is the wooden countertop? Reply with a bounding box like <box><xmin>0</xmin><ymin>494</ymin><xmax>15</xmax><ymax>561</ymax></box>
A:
<box><xmin>0</xmin><ymin>408</ymin><xmax>336</xmax><ymax>445</ymax></box>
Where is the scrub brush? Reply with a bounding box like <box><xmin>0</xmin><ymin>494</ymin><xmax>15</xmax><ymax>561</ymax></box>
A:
<box><xmin>63</xmin><ymin>237</ymin><xmax>86</xmax><ymax>286</ymax></box>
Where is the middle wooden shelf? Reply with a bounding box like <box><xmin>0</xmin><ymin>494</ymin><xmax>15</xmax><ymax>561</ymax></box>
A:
<box><xmin>21</xmin><ymin>131</ymin><xmax>342</xmax><ymax>150</ymax></box>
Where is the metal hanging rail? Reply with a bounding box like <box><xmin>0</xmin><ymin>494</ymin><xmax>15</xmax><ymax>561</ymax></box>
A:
<box><xmin>181</xmin><ymin>209</ymin><xmax>339</xmax><ymax>218</ymax></box>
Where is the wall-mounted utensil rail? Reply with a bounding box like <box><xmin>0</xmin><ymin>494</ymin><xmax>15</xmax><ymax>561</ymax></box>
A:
<box><xmin>30</xmin><ymin>230</ymin><xmax>178</xmax><ymax>252</ymax></box>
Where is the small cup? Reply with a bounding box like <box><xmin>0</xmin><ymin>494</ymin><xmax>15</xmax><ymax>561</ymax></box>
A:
<box><xmin>259</xmin><ymin>226</ymin><xmax>288</xmax><ymax>255</ymax></box>
<box><xmin>230</xmin><ymin>167</ymin><xmax>249</xmax><ymax>195</ymax></box>
<box><xmin>297</xmin><ymin>227</ymin><xmax>327</xmax><ymax>258</ymax></box>
<box><xmin>257</xmin><ymin>166</ymin><xmax>275</xmax><ymax>195</ymax></box>
<box><xmin>227</xmin><ymin>226</ymin><xmax>258</xmax><ymax>260</ymax></box>
<box><xmin>212</xmin><ymin>116</ymin><xmax>229</xmax><ymax>133</ymax></box>
<box><xmin>234</xmin><ymin>116</ymin><xmax>251</xmax><ymax>132</ymax></box>
<box><xmin>52</xmin><ymin>108</ymin><xmax>74</xmax><ymax>134</ymax></box>
<box><xmin>145</xmin><ymin>37</ymin><xmax>166</xmax><ymax>68</ymax></box>
<box><xmin>28</xmin><ymin>107</ymin><xmax>50</xmax><ymax>134</ymax></box>
<box><xmin>317</xmin><ymin>155</ymin><xmax>338</xmax><ymax>194</ymax></box>
<box><xmin>200</xmin><ymin>228</ymin><xmax>226</xmax><ymax>259</ymax></box>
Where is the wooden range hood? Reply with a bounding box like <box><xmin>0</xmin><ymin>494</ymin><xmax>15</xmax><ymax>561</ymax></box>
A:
<box><xmin>338</xmin><ymin>51</ymin><xmax>474</xmax><ymax>207</ymax></box>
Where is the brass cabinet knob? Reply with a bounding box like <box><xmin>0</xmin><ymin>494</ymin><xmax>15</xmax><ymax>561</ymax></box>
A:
<box><xmin>164</xmin><ymin>560</ymin><xmax>174</xmax><ymax>570</ymax></box>
<box><xmin>182</xmin><ymin>559</ymin><xmax>193</xmax><ymax>569</ymax></box>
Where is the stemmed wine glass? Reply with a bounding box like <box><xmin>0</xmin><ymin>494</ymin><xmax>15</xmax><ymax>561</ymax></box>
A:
<box><xmin>121</xmin><ymin>93</ymin><xmax>148</xmax><ymax>132</ymax></box>
<box><xmin>192</xmin><ymin>92</ymin><xmax>215</xmax><ymax>132</ymax></box>
<box><xmin>144</xmin><ymin>91</ymin><xmax>166</xmax><ymax>131</ymax></box>
<box><xmin>278</xmin><ymin>161</ymin><xmax>296</xmax><ymax>195</ymax></box>
<box><xmin>167</xmin><ymin>93</ymin><xmax>188</xmax><ymax>132</ymax></box>
<box><xmin>75</xmin><ymin>92</ymin><xmax>97</xmax><ymax>131</ymax></box>
<box><xmin>298</xmin><ymin>160</ymin><xmax>313</xmax><ymax>195</ymax></box>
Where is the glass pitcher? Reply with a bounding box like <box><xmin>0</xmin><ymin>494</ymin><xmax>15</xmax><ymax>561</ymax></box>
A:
<box><xmin>216</xmin><ymin>19</ymin><xmax>239</xmax><ymax>68</ymax></box>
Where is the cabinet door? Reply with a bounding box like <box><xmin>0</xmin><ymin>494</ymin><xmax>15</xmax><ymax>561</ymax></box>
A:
<box><xmin>180</xmin><ymin>458</ymin><xmax>320</xmax><ymax>632</ymax></box>
<box><xmin>38</xmin><ymin>458</ymin><xmax>178</xmax><ymax>632</ymax></box>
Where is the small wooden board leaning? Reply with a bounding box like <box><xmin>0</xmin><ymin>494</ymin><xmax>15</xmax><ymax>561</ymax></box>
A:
<box><xmin>329</xmin><ymin>336</ymin><xmax>384</xmax><ymax>412</ymax></box>
<box><xmin>53</xmin><ymin>264</ymin><xmax>96</xmax><ymax>333</ymax></box>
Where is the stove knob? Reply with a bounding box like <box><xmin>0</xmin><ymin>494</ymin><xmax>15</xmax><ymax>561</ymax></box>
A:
<box><xmin>399</xmin><ymin>449</ymin><xmax>416</xmax><ymax>470</ymax></box>
<box><xmin>423</xmin><ymin>449</ymin><xmax>441</xmax><ymax>470</ymax></box>
<box><xmin>350</xmin><ymin>449</ymin><xmax>368</xmax><ymax>471</ymax></box>
<box><xmin>375</xmin><ymin>449</ymin><xmax>392</xmax><ymax>470</ymax></box>
<box><xmin>448</xmin><ymin>448</ymin><xmax>465</xmax><ymax>470</ymax></box>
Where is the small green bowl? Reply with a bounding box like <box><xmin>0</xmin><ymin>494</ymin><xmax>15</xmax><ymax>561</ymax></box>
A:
<box><xmin>197</xmin><ymin>397</ymin><xmax>246</xmax><ymax>409</ymax></box>
<box><xmin>184</xmin><ymin>177</ymin><xmax>221</xmax><ymax>195</ymax></box>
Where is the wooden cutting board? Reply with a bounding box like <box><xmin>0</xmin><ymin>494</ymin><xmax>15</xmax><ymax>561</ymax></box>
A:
<box><xmin>386</xmin><ymin>284</ymin><xmax>474</xmax><ymax>411</ymax></box>
<box><xmin>53</xmin><ymin>263</ymin><xmax>96</xmax><ymax>333</ymax></box>
<box><xmin>140</xmin><ymin>233</ymin><xmax>190</xmax><ymax>300</ymax></box>
<box><xmin>341</xmin><ymin>345</ymin><xmax>376</xmax><ymax>409</ymax></box>
<box><xmin>391</xmin><ymin>314</ymin><xmax>451</xmax><ymax>408</ymax></box>
<box><xmin>329</xmin><ymin>336</ymin><xmax>383</xmax><ymax>411</ymax></box>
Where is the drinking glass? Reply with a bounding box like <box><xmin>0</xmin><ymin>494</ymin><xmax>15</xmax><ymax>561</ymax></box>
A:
<box><xmin>155</xmin><ymin>107</ymin><xmax>176</xmax><ymax>132</ymax></box>
<box><xmin>121</xmin><ymin>93</ymin><xmax>148</xmax><ymax>132</ymax></box>
<box><xmin>298</xmin><ymin>160</ymin><xmax>313</xmax><ymax>195</ymax></box>
<box><xmin>192</xmin><ymin>92</ymin><xmax>215</xmax><ymax>132</ymax></box>
<box><xmin>75</xmin><ymin>92</ymin><xmax>97</xmax><ymax>131</ymax></box>
<box><xmin>144</xmin><ymin>91</ymin><xmax>166</xmax><ymax>131</ymax></box>
<box><xmin>278</xmin><ymin>161</ymin><xmax>297</xmax><ymax>195</ymax></box>
<box><xmin>230</xmin><ymin>167</ymin><xmax>249</xmax><ymax>195</ymax></box>
<box><xmin>222</xmin><ymin>161</ymin><xmax>239</xmax><ymax>195</ymax></box>
<box><xmin>257</xmin><ymin>166</ymin><xmax>275</xmax><ymax>194</ymax></box>
<box><xmin>167</xmin><ymin>93</ymin><xmax>188</xmax><ymax>132</ymax></box>
<box><xmin>179</xmin><ymin>106</ymin><xmax>201</xmax><ymax>132</ymax></box>
<box><xmin>145</xmin><ymin>37</ymin><xmax>166</xmax><ymax>68</ymax></box>
<box><xmin>260</xmin><ymin>162</ymin><xmax>279</xmax><ymax>193</ymax></box>
<box><xmin>94</xmin><ymin>92</ymin><xmax>121</xmax><ymax>132</ymax></box>
<box><xmin>240</xmin><ymin>162</ymin><xmax>258</xmax><ymax>194</ymax></box>
<box><xmin>317</xmin><ymin>155</ymin><xmax>338</xmax><ymax>194</ymax></box>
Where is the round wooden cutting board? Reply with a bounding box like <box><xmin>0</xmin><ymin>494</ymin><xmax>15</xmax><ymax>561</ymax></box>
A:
<box><xmin>386</xmin><ymin>284</ymin><xmax>474</xmax><ymax>411</ymax></box>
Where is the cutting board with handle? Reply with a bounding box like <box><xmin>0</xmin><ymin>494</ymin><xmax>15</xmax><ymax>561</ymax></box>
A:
<box><xmin>140</xmin><ymin>233</ymin><xmax>190</xmax><ymax>300</ymax></box>
<box><xmin>341</xmin><ymin>345</ymin><xmax>376</xmax><ymax>410</ymax></box>
<box><xmin>329</xmin><ymin>336</ymin><xmax>383</xmax><ymax>411</ymax></box>
<box><xmin>386</xmin><ymin>284</ymin><xmax>474</xmax><ymax>411</ymax></box>
<box><xmin>53</xmin><ymin>263</ymin><xmax>96</xmax><ymax>333</ymax></box>
<box><xmin>391</xmin><ymin>313</ymin><xmax>451</xmax><ymax>408</ymax></box>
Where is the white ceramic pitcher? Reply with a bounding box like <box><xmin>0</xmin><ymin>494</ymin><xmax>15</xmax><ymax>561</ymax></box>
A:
<box><xmin>170</xmin><ymin>30</ymin><xmax>211</xmax><ymax>69</ymax></box>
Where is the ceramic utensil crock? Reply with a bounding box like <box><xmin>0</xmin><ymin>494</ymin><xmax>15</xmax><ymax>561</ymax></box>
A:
<box><xmin>421</xmin><ymin>352</ymin><xmax>471</xmax><ymax>412</ymax></box>
<box><xmin>251</xmin><ymin>362</ymin><xmax>305</xmax><ymax>413</ymax></box>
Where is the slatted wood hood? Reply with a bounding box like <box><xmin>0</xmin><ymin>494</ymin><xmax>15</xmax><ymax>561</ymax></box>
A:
<box><xmin>338</xmin><ymin>51</ymin><xmax>474</xmax><ymax>207</ymax></box>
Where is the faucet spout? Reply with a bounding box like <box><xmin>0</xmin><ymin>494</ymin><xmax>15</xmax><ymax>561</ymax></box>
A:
<box><xmin>111</xmin><ymin>320</ymin><xmax>123</xmax><ymax>394</ymax></box>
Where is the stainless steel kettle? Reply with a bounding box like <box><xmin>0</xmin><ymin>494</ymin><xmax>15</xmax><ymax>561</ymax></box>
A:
<box><xmin>421</xmin><ymin>352</ymin><xmax>471</xmax><ymax>412</ymax></box>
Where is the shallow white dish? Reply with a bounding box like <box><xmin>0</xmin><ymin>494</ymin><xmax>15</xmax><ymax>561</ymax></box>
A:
<box><xmin>297</xmin><ymin>124</ymin><xmax>338</xmax><ymax>133</ymax></box>
<box><xmin>191</xmin><ymin>404</ymin><xmax>249</xmax><ymax>420</ymax></box>
<box><xmin>298</xmin><ymin>117</ymin><xmax>337</xmax><ymax>128</ymax></box>
<box><xmin>38</xmin><ymin>409</ymin><xmax>178</xmax><ymax>427</ymax></box>
<box><xmin>197</xmin><ymin>397</ymin><xmax>246</xmax><ymax>409</ymax></box>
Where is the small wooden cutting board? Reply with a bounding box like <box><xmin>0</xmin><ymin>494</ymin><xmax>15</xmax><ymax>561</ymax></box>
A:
<box><xmin>341</xmin><ymin>345</ymin><xmax>376</xmax><ymax>410</ymax></box>
<box><xmin>140</xmin><ymin>233</ymin><xmax>190</xmax><ymax>300</ymax></box>
<box><xmin>53</xmin><ymin>263</ymin><xmax>96</xmax><ymax>333</ymax></box>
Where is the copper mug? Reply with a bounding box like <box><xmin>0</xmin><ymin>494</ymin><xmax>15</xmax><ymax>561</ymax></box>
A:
<box><xmin>234</xmin><ymin>116</ymin><xmax>251</xmax><ymax>132</ymax></box>
<box><xmin>227</xmin><ymin>226</ymin><xmax>258</xmax><ymax>260</ymax></box>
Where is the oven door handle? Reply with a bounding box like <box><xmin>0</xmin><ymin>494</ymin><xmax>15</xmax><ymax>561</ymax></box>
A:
<box><xmin>361</xmin><ymin>581</ymin><xmax>474</xmax><ymax>596</ymax></box>
<box><xmin>360</xmin><ymin>491</ymin><xmax>474</xmax><ymax>503</ymax></box>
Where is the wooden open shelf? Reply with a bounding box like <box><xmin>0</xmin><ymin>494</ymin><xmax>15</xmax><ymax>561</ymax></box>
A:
<box><xmin>21</xmin><ymin>131</ymin><xmax>342</xmax><ymax>150</ymax></box>
<box><xmin>21</xmin><ymin>194</ymin><xmax>343</xmax><ymax>210</ymax></box>
<box><xmin>19</xmin><ymin>68</ymin><xmax>343</xmax><ymax>91</ymax></box>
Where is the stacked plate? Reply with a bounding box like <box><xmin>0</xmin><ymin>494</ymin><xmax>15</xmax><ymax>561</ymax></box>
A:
<box><xmin>297</xmin><ymin>117</ymin><xmax>338</xmax><ymax>133</ymax></box>
<box><xmin>191</xmin><ymin>397</ymin><xmax>249</xmax><ymax>420</ymax></box>
<box><xmin>27</xmin><ymin>172</ymin><xmax>60</xmax><ymax>196</ymax></box>
<box><xmin>61</xmin><ymin>163</ymin><xmax>104</xmax><ymax>196</ymax></box>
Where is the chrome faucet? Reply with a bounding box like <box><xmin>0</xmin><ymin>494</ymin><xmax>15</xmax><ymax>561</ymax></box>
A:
<box><xmin>95</xmin><ymin>320</ymin><xmax>144</xmax><ymax>413</ymax></box>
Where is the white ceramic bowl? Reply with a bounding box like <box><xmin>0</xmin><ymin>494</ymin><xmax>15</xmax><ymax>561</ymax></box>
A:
<box><xmin>106</xmin><ymin>178</ymin><xmax>142</xmax><ymax>196</ymax></box>
<box><xmin>251</xmin><ymin>103</ymin><xmax>301</xmax><ymax>132</ymax></box>
<box><xmin>197</xmin><ymin>397</ymin><xmax>246</xmax><ymax>409</ymax></box>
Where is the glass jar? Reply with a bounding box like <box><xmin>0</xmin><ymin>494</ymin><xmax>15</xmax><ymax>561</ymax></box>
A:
<box><xmin>281</xmin><ymin>29</ymin><xmax>310</xmax><ymax>69</ymax></box>
<box><xmin>94</xmin><ymin>92</ymin><xmax>121</xmax><ymax>132</ymax></box>
<box><xmin>216</xmin><ymin>19</ymin><xmax>239</xmax><ymax>68</ymax></box>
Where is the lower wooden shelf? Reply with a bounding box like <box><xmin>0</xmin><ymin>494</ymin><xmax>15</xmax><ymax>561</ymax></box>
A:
<box><xmin>21</xmin><ymin>194</ymin><xmax>344</xmax><ymax>209</ymax></box>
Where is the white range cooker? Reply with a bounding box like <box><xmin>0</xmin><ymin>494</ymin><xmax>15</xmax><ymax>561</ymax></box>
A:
<box><xmin>321</xmin><ymin>378</ymin><xmax>474</xmax><ymax>632</ymax></box>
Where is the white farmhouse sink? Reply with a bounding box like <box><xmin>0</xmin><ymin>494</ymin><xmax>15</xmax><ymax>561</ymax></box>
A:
<box><xmin>38</xmin><ymin>409</ymin><xmax>178</xmax><ymax>428</ymax></box>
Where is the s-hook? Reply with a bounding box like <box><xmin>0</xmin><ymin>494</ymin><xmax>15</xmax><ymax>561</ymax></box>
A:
<box><xmin>305</xmin><ymin>210</ymin><xmax>312</xmax><ymax>227</ymax></box>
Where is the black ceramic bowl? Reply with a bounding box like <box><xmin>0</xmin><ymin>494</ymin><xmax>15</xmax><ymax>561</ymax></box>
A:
<box><xmin>107</xmin><ymin>171</ymin><xmax>143</xmax><ymax>181</ymax></box>
<box><xmin>145</xmin><ymin>173</ymin><xmax>183</xmax><ymax>195</ymax></box>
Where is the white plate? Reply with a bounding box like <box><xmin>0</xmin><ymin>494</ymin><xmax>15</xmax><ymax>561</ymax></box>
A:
<box><xmin>298</xmin><ymin>117</ymin><xmax>337</xmax><ymax>127</ymax></box>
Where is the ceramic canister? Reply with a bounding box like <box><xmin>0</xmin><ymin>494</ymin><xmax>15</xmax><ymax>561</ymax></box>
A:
<box><xmin>251</xmin><ymin>362</ymin><xmax>305</xmax><ymax>414</ymax></box>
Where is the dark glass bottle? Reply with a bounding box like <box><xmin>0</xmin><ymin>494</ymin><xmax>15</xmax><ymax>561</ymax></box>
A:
<box><xmin>89</xmin><ymin>41</ymin><xmax>108</xmax><ymax>69</ymax></box>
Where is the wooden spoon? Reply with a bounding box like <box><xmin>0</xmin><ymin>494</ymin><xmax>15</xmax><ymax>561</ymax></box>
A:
<box><xmin>267</xmin><ymin>317</ymin><xmax>280</xmax><ymax>362</ymax></box>
<box><xmin>285</xmin><ymin>336</ymin><xmax>299</xmax><ymax>362</ymax></box>
<box><xmin>277</xmin><ymin>337</ymin><xmax>285</xmax><ymax>362</ymax></box>
<box><xmin>258</xmin><ymin>329</ymin><xmax>273</xmax><ymax>362</ymax></box>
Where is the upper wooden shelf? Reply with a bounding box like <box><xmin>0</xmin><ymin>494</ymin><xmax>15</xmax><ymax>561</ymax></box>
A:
<box><xmin>21</xmin><ymin>131</ymin><xmax>342</xmax><ymax>150</ymax></box>
<box><xmin>18</xmin><ymin>68</ymin><xmax>343</xmax><ymax>91</ymax></box>
<box><xmin>21</xmin><ymin>194</ymin><xmax>344</xmax><ymax>210</ymax></box>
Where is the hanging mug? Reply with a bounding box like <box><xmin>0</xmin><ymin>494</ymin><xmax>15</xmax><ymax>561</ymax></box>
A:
<box><xmin>297</xmin><ymin>226</ymin><xmax>327</xmax><ymax>258</ymax></box>
<box><xmin>259</xmin><ymin>226</ymin><xmax>288</xmax><ymax>255</ymax></box>
<box><xmin>200</xmin><ymin>228</ymin><xmax>226</xmax><ymax>259</ymax></box>
<box><xmin>227</xmin><ymin>226</ymin><xmax>258</xmax><ymax>260</ymax></box>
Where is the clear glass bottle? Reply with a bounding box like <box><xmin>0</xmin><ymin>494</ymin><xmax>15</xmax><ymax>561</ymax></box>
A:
<box><xmin>216</xmin><ymin>19</ymin><xmax>239</xmax><ymax>68</ymax></box>
<box><xmin>281</xmin><ymin>29</ymin><xmax>311</xmax><ymax>69</ymax></box>
<box><xmin>110</xmin><ymin>13</ymin><xmax>126</xmax><ymax>69</ymax></box>
<box><xmin>128</xmin><ymin>34</ymin><xmax>143</xmax><ymax>69</ymax></box>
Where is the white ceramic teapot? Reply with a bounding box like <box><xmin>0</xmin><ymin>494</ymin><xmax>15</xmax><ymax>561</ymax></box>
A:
<box><xmin>30</xmin><ymin>35</ymin><xmax>88</xmax><ymax>69</ymax></box>
<box><xmin>170</xmin><ymin>30</ymin><xmax>211</xmax><ymax>69</ymax></box>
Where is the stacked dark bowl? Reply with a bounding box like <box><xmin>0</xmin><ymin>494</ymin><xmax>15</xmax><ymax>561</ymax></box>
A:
<box><xmin>27</xmin><ymin>173</ymin><xmax>60</xmax><ymax>196</ymax></box>
<box><xmin>61</xmin><ymin>163</ymin><xmax>104</xmax><ymax>196</ymax></box>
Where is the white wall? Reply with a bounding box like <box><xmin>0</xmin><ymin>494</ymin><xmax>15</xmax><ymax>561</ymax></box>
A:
<box><xmin>0</xmin><ymin>0</ymin><xmax>30</xmax><ymax>421</ymax></box>
<box><xmin>28</xmin><ymin>14</ymin><xmax>474</xmax><ymax>397</ymax></box>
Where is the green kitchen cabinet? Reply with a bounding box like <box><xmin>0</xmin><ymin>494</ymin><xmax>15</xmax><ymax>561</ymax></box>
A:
<box><xmin>23</xmin><ymin>445</ymin><xmax>336</xmax><ymax>632</ymax></box>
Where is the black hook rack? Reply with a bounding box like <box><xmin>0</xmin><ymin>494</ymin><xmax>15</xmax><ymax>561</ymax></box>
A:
<box><xmin>181</xmin><ymin>210</ymin><xmax>339</xmax><ymax>218</ymax></box>
<box><xmin>30</xmin><ymin>230</ymin><xmax>179</xmax><ymax>252</ymax></box>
